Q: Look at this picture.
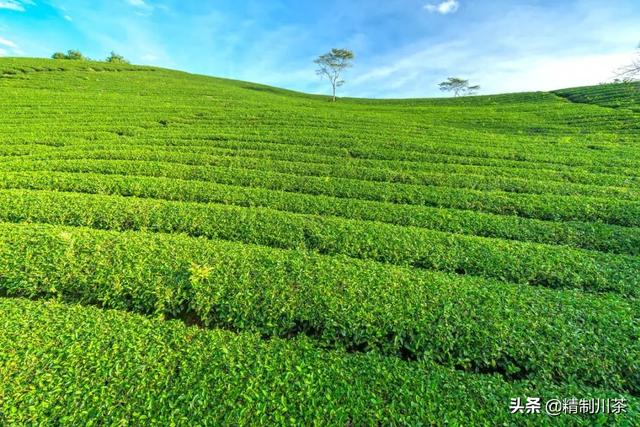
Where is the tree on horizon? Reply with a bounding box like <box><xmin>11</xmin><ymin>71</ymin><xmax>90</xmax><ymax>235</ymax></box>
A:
<box><xmin>439</xmin><ymin>77</ymin><xmax>480</xmax><ymax>97</ymax></box>
<box><xmin>106</xmin><ymin>51</ymin><xmax>129</xmax><ymax>64</ymax></box>
<box><xmin>314</xmin><ymin>48</ymin><xmax>354</xmax><ymax>102</ymax></box>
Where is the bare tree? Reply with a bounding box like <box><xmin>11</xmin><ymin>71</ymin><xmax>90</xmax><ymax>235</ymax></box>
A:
<box><xmin>616</xmin><ymin>44</ymin><xmax>640</xmax><ymax>82</ymax></box>
<box><xmin>439</xmin><ymin>77</ymin><xmax>480</xmax><ymax>97</ymax></box>
<box><xmin>314</xmin><ymin>48</ymin><xmax>354</xmax><ymax>102</ymax></box>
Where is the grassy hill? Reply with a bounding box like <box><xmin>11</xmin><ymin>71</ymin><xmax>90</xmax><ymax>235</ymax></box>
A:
<box><xmin>554</xmin><ymin>82</ymin><xmax>640</xmax><ymax>112</ymax></box>
<box><xmin>0</xmin><ymin>57</ymin><xmax>638</xmax><ymax>425</ymax></box>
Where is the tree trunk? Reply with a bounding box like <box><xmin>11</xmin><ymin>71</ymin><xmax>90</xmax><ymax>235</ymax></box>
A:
<box><xmin>332</xmin><ymin>84</ymin><xmax>336</xmax><ymax>102</ymax></box>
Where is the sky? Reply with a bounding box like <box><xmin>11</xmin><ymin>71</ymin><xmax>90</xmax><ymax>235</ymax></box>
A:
<box><xmin>0</xmin><ymin>0</ymin><xmax>638</xmax><ymax>98</ymax></box>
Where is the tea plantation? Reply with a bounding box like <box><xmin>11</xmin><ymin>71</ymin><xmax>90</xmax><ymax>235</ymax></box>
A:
<box><xmin>0</xmin><ymin>57</ymin><xmax>638</xmax><ymax>425</ymax></box>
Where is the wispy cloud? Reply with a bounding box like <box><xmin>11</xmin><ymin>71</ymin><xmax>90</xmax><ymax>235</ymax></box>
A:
<box><xmin>0</xmin><ymin>0</ymin><xmax>34</xmax><ymax>11</ymax></box>
<box><xmin>424</xmin><ymin>0</ymin><xmax>459</xmax><ymax>15</ymax></box>
<box><xmin>0</xmin><ymin>1</ymin><xmax>25</xmax><ymax>12</ymax></box>
<box><xmin>123</xmin><ymin>0</ymin><xmax>155</xmax><ymax>17</ymax></box>
<box><xmin>0</xmin><ymin>36</ymin><xmax>17</xmax><ymax>48</ymax></box>
<box><xmin>126</xmin><ymin>0</ymin><xmax>146</xmax><ymax>6</ymax></box>
<box><xmin>0</xmin><ymin>35</ymin><xmax>22</xmax><ymax>56</ymax></box>
<box><xmin>47</xmin><ymin>3</ymin><xmax>74</xmax><ymax>22</ymax></box>
<box><xmin>125</xmin><ymin>0</ymin><xmax>153</xmax><ymax>11</ymax></box>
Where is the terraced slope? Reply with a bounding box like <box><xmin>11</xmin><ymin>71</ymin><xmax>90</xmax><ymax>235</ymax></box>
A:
<box><xmin>0</xmin><ymin>57</ymin><xmax>638</xmax><ymax>425</ymax></box>
<box><xmin>554</xmin><ymin>82</ymin><xmax>640</xmax><ymax>111</ymax></box>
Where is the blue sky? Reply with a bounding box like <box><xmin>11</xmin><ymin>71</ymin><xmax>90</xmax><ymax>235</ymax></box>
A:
<box><xmin>0</xmin><ymin>0</ymin><xmax>638</xmax><ymax>97</ymax></box>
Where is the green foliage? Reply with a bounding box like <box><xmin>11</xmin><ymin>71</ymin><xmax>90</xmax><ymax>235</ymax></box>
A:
<box><xmin>66</xmin><ymin>49</ymin><xmax>84</xmax><ymax>60</ymax></box>
<box><xmin>0</xmin><ymin>223</ymin><xmax>638</xmax><ymax>394</ymax></box>
<box><xmin>106</xmin><ymin>51</ymin><xmax>129</xmax><ymax>64</ymax></box>
<box><xmin>0</xmin><ymin>169</ymin><xmax>637</xmax><ymax>255</ymax></box>
<box><xmin>554</xmin><ymin>82</ymin><xmax>640</xmax><ymax>111</ymax></box>
<box><xmin>51</xmin><ymin>49</ymin><xmax>86</xmax><ymax>60</ymax></box>
<box><xmin>0</xmin><ymin>57</ymin><xmax>639</xmax><ymax>424</ymax></box>
<box><xmin>0</xmin><ymin>189</ymin><xmax>637</xmax><ymax>295</ymax></box>
<box><xmin>2</xmin><ymin>298</ymin><xmax>636</xmax><ymax>425</ymax></box>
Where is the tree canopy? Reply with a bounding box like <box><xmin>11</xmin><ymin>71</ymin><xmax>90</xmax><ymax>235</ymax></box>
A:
<box><xmin>439</xmin><ymin>77</ymin><xmax>480</xmax><ymax>97</ymax></box>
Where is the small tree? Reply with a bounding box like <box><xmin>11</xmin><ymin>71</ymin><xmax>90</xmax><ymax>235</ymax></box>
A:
<box><xmin>439</xmin><ymin>77</ymin><xmax>480</xmax><ymax>97</ymax></box>
<box><xmin>106</xmin><ymin>51</ymin><xmax>130</xmax><ymax>64</ymax></box>
<box><xmin>66</xmin><ymin>50</ymin><xmax>84</xmax><ymax>60</ymax></box>
<box><xmin>51</xmin><ymin>52</ymin><xmax>66</xmax><ymax>59</ymax></box>
<box><xmin>314</xmin><ymin>48</ymin><xmax>354</xmax><ymax>102</ymax></box>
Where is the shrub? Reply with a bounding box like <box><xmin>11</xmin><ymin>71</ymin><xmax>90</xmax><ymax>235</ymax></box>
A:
<box><xmin>51</xmin><ymin>49</ymin><xmax>86</xmax><ymax>60</ymax></box>
<box><xmin>106</xmin><ymin>51</ymin><xmax>130</xmax><ymax>64</ymax></box>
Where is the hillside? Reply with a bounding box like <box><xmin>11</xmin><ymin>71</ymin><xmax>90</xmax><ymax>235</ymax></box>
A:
<box><xmin>554</xmin><ymin>82</ymin><xmax>640</xmax><ymax>111</ymax></box>
<box><xmin>0</xmin><ymin>57</ymin><xmax>638</xmax><ymax>425</ymax></box>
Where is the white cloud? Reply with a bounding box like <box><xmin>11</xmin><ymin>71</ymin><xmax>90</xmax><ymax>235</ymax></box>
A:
<box><xmin>0</xmin><ymin>35</ymin><xmax>22</xmax><ymax>55</ymax></box>
<box><xmin>124</xmin><ymin>0</ymin><xmax>154</xmax><ymax>16</ymax></box>
<box><xmin>481</xmin><ymin>52</ymin><xmax>637</xmax><ymax>93</ymax></box>
<box><xmin>47</xmin><ymin>3</ymin><xmax>74</xmax><ymax>22</ymax></box>
<box><xmin>0</xmin><ymin>48</ymin><xmax>7</xmax><ymax>56</ymax></box>
<box><xmin>0</xmin><ymin>0</ymin><xmax>33</xmax><ymax>11</ymax></box>
<box><xmin>125</xmin><ymin>0</ymin><xmax>151</xmax><ymax>9</ymax></box>
<box><xmin>0</xmin><ymin>36</ymin><xmax>17</xmax><ymax>48</ymax></box>
<box><xmin>424</xmin><ymin>0</ymin><xmax>459</xmax><ymax>15</ymax></box>
<box><xmin>0</xmin><ymin>1</ymin><xmax>25</xmax><ymax>12</ymax></box>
